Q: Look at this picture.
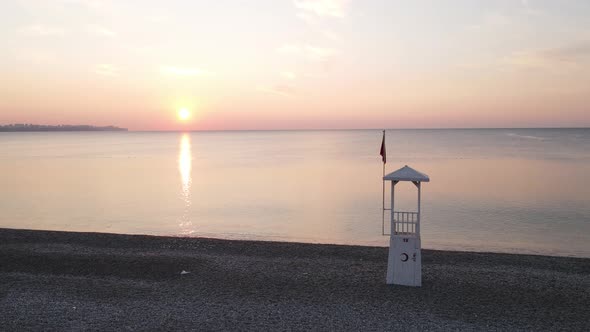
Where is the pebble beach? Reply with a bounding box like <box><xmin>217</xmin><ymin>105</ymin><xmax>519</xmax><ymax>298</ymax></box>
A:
<box><xmin>0</xmin><ymin>228</ymin><xmax>589</xmax><ymax>331</ymax></box>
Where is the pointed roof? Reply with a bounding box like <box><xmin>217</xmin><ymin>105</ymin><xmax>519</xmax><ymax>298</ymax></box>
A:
<box><xmin>384</xmin><ymin>165</ymin><xmax>430</xmax><ymax>182</ymax></box>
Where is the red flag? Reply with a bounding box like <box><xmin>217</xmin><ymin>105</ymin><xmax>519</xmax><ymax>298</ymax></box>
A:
<box><xmin>380</xmin><ymin>130</ymin><xmax>386</xmax><ymax>164</ymax></box>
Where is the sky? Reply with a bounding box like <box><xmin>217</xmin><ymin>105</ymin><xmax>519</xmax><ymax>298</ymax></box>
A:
<box><xmin>1</xmin><ymin>0</ymin><xmax>589</xmax><ymax>130</ymax></box>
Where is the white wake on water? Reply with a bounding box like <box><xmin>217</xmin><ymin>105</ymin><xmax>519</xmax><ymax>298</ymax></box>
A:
<box><xmin>506</xmin><ymin>133</ymin><xmax>545</xmax><ymax>140</ymax></box>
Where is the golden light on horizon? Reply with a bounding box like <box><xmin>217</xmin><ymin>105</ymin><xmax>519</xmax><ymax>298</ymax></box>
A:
<box><xmin>178</xmin><ymin>108</ymin><xmax>191</xmax><ymax>121</ymax></box>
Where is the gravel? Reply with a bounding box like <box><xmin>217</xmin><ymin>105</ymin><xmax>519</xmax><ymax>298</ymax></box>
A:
<box><xmin>0</xmin><ymin>228</ymin><xmax>589</xmax><ymax>331</ymax></box>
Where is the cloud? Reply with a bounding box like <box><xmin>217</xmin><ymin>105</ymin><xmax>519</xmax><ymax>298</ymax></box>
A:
<box><xmin>19</xmin><ymin>24</ymin><xmax>64</xmax><ymax>36</ymax></box>
<box><xmin>257</xmin><ymin>85</ymin><xmax>296</xmax><ymax>97</ymax></box>
<box><xmin>296</xmin><ymin>12</ymin><xmax>317</xmax><ymax>25</ymax></box>
<box><xmin>160</xmin><ymin>66</ymin><xmax>209</xmax><ymax>76</ymax></box>
<box><xmin>505</xmin><ymin>41</ymin><xmax>590</xmax><ymax>68</ymax></box>
<box><xmin>86</xmin><ymin>24</ymin><xmax>116</xmax><ymax>37</ymax></box>
<box><xmin>277</xmin><ymin>43</ymin><xmax>338</xmax><ymax>61</ymax></box>
<box><xmin>468</xmin><ymin>13</ymin><xmax>511</xmax><ymax>31</ymax></box>
<box><xmin>321</xmin><ymin>29</ymin><xmax>341</xmax><ymax>41</ymax></box>
<box><xmin>94</xmin><ymin>64</ymin><xmax>120</xmax><ymax>76</ymax></box>
<box><xmin>277</xmin><ymin>44</ymin><xmax>303</xmax><ymax>54</ymax></box>
<box><xmin>281</xmin><ymin>71</ymin><xmax>297</xmax><ymax>80</ymax></box>
<box><xmin>293</xmin><ymin>0</ymin><xmax>350</xmax><ymax>18</ymax></box>
<box><xmin>484</xmin><ymin>13</ymin><xmax>510</xmax><ymax>26</ymax></box>
<box><xmin>145</xmin><ymin>15</ymin><xmax>169</xmax><ymax>23</ymax></box>
<box><xmin>62</xmin><ymin>0</ymin><xmax>108</xmax><ymax>11</ymax></box>
<box><xmin>305</xmin><ymin>45</ymin><xmax>337</xmax><ymax>60</ymax></box>
<box><xmin>541</xmin><ymin>41</ymin><xmax>590</xmax><ymax>61</ymax></box>
<box><xmin>13</xmin><ymin>49</ymin><xmax>56</xmax><ymax>64</ymax></box>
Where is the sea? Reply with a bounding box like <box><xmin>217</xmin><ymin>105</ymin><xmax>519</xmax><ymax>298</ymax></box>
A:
<box><xmin>1</xmin><ymin>129</ymin><xmax>589</xmax><ymax>257</ymax></box>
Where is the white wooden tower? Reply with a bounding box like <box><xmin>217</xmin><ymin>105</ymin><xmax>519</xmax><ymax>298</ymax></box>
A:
<box><xmin>383</xmin><ymin>165</ymin><xmax>430</xmax><ymax>286</ymax></box>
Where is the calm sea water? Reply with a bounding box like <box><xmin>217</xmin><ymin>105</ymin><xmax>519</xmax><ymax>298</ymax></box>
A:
<box><xmin>1</xmin><ymin>129</ymin><xmax>589</xmax><ymax>257</ymax></box>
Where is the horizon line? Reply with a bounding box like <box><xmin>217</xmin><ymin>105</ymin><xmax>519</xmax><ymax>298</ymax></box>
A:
<box><xmin>129</xmin><ymin>126</ymin><xmax>590</xmax><ymax>132</ymax></box>
<box><xmin>2</xmin><ymin>124</ymin><xmax>589</xmax><ymax>133</ymax></box>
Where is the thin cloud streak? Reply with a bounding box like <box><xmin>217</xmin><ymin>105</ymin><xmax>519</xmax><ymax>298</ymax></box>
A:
<box><xmin>293</xmin><ymin>0</ymin><xmax>350</xmax><ymax>18</ymax></box>
<box><xmin>19</xmin><ymin>24</ymin><xmax>65</xmax><ymax>36</ymax></box>
<box><xmin>541</xmin><ymin>41</ymin><xmax>590</xmax><ymax>61</ymax></box>
<box><xmin>13</xmin><ymin>49</ymin><xmax>56</xmax><ymax>64</ymax></box>
<box><xmin>281</xmin><ymin>71</ymin><xmax>297</xmax><ymax>80</ymax></box>
<box><xmin>321</xmin><ymin>29</ymin><xmax>341</xmax><ymax>41</ymax></box>
<box><xmin>86</xmin><ymin>24</ymin><xmax>117</xmax><ymax>37</ymax></box>
<box><xmin>160</xmin><ymin>66</ymin><xmax>209</xmax><ymax>76</ymax></box>
<box><xmin>257</xmin><ymin>84</ymin><xmax>296</xmax><ymax>97</ymax></box>
<box><xmin>504</xmin><ymin>41</ymin><xmax>590</xmax><ymax>68</ymax></box>
<box><xmin>94</xmin><ymin>64</ymin><xmax>120</xmax><ymax>76</ymax></box>
<box><xmin>277</xmin><ymin>43</ymin><xmax>338</xmax><ymax>61</ymax></box>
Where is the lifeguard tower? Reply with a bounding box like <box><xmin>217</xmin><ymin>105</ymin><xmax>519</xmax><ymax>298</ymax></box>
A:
<box><xmin>383</xmin><ymin>165</ymin><xmax>429</xmax><ymax>286</ymax></box>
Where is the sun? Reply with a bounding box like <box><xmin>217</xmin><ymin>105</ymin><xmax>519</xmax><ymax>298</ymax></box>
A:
<box><xmin>178</xmin><ymin>108</ymin><xmax>190</xmax><ymax>121</ymax></box>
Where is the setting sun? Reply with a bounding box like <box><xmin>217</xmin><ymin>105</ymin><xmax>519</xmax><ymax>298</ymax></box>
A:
<box><xmin>178</xmin><ymin>108</ymin><xmax>190</xmax><ymax>121</ymax></box>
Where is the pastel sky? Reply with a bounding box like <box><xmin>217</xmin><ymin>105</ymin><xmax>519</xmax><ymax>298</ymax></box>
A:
<box><xmin>1</xmin><ymin>0</ymin><xmax>589</xmax><ymax>130</ymax></box>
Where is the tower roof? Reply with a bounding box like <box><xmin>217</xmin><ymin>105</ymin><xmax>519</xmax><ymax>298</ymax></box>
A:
<box><xmin>384</xmin><ymin>165</ymin><xmax>430</xmax><ymax>182</ymax></box>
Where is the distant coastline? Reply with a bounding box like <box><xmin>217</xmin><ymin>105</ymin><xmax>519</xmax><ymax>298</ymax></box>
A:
<box><xmin>0</xmin><ymin>124</ymin><xmax>128</xmax><ymax>132</ymax></box>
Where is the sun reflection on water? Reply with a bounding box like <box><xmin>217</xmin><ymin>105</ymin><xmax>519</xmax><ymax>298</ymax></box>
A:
<box><xmin>178</xmin><ymin>133</ymin><xmax>193</xmax><ymax>234</ymax></box>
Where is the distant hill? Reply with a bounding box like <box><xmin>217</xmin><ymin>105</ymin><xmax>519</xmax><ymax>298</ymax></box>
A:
<box><xmin>0</xmin><ymin>124</ymin><xmax>128</xmax><ymax>132</ymax></box>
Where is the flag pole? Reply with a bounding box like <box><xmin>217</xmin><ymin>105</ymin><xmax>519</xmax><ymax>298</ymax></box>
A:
<box><xmin>381</xmin><ymin>130</ymin><xmax>386</xmax><ymax>235</ymax></box>
<box><xmin>382</xmin><ymin>157</ymin><xmax>385</xmax><ymax>235</ymax></box>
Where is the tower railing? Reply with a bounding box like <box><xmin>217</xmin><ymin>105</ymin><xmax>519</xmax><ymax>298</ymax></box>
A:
<box><xmin>382</xmin><ymin>211</ymin><xmax>420</xmax><ymax>236</ymax></box>
<box><xmin>393</xmin><ymin>211</ymin><xmax>418</xmax><ymax>235</ymax></box>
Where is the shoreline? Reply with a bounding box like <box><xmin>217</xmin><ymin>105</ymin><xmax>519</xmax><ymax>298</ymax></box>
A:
<box><xmin>3</xmin><ymin>227</ymin><xmax>586</xmax><ymax>259</ymax></box>
<box><xmin>1</xmin><ymin>228</ymin><xmax>589</xmax><ymax>330</ymax></box>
